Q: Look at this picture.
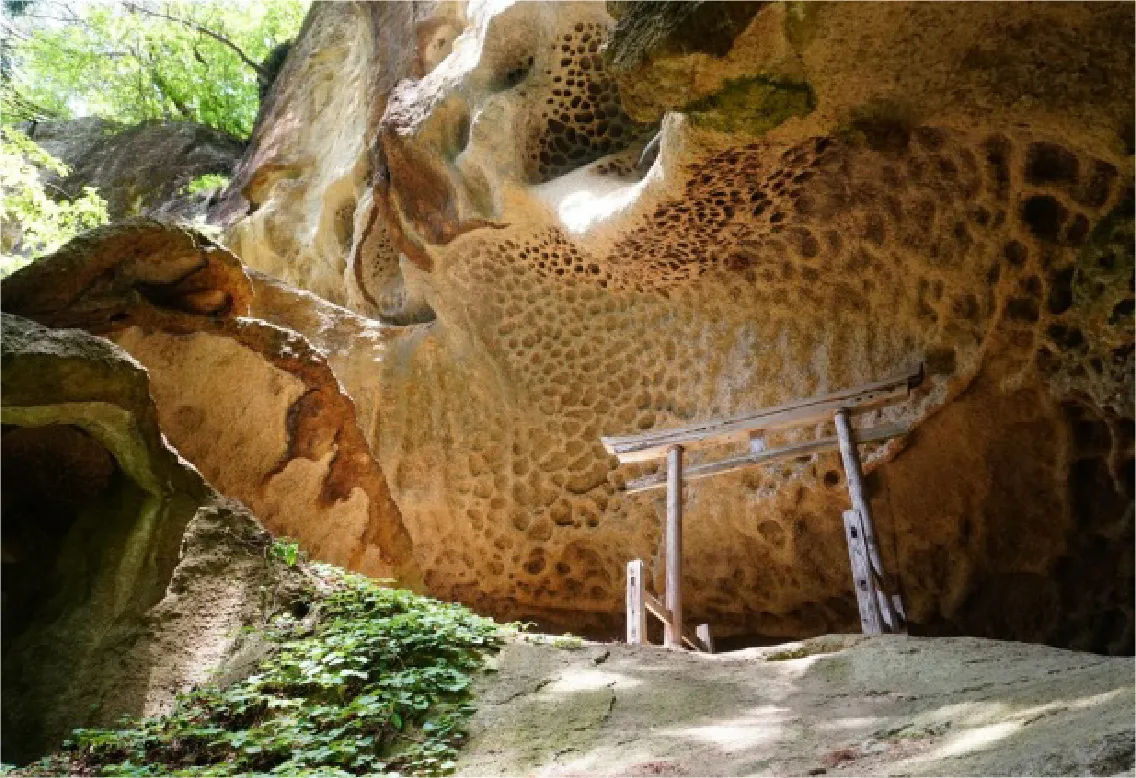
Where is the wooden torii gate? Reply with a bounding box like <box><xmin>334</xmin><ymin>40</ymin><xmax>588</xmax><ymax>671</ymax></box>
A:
<box><xmin>601</xmin><ymin>365</ymin><xmax>923</xmax><ymax>650</ymax></box>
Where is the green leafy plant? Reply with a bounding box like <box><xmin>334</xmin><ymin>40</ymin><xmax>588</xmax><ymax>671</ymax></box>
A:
<box><xmin>0</xmin><ymin>126</ymin><xmax>108</xmax><ymax>276</ymax></box>
<box><xmin>268</xmin><ymin>536</ymin><xmax>303</xmax><ymax>568</ymax></box>
<box><xmin>181</xmin><ymin>173</ymin><xmax>229</xmax><ymax>195</ymax></box>
<box><xmin>25</xmin><ymin>565</ymin><xmax>503</xmax><ymax>776</ymax></box>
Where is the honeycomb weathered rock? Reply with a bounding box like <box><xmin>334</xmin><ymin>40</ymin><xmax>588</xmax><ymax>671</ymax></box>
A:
<box><xmin>213</xmin><ymin>1</ymin><xmax>1134</xmax><ymax>652</ymax></box>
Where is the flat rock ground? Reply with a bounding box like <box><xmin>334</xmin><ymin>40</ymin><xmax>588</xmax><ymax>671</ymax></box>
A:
<box><xmin>458</xmin><ymin>634</ymin><xmax>1135</xmax><ymax>777</ymax></box>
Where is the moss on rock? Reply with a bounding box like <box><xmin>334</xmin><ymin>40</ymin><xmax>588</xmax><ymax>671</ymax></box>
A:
<box><xmin>684</xmin><ymin>74</ymin><xmax>816</xmax><ymax>136</ymax></box>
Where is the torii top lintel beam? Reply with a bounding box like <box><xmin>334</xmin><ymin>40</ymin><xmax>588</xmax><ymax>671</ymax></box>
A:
<box><xmin>601</xmin><ymin>364</ymin><xmax>924</xmax><ymax>464</ymax></box>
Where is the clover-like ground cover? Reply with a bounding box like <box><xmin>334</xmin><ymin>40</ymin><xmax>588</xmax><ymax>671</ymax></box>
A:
<box><xmin>17</xmin><ymin>560</ymin><xmax>503</xmax><ymax>777</ymax></box>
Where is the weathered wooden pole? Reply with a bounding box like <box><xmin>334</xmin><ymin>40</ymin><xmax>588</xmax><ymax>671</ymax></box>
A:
<box><xmin>626</xmin><ymin>559</ymin><xmax>646</xmax><ymax>645</ymax></box>
<box><xmin>842</xmin><ymin>509</ymin><xmax>884</xmax><ymax>634</ymax></box>
<box><xmin>834</xmin><ymin>408</ymin><xmax>898</xmax><ymax>633</ymax></box>
<box><xmin>664</xmin><ymin>444</ymin><xmax>684</xmax><ymax>648</ymax></box>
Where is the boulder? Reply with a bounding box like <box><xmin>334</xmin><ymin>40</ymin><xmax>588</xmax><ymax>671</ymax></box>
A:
<box><xmin>24</xmin><ymin>117</ymin><xmax>244</xmax><ymax>222</ymax></box>
<box><xmin>2</xmin><ymin>220</ymin><xmax>420</xmax><ymax>588</ymax></box>
<box><xmin>459</xmin><ymin>633</ymin><xmax>1136</xmax><ymax>776</ymax></box>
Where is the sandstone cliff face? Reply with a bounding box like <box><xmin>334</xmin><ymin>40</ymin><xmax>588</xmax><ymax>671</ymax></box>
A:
<box><xmin>212</xmin><ymin>2</ymin><xmax>1130</xmax><ymax>652</ymax></box>
<box><xmin>26</xmin><ymin>118</ymin><xmax>244</xmax><ymax>221</ymax></box>
<box><xmin>0</xmin><ymin>313</ymin><xmax>301</xmax><ymax>762</ymax></box>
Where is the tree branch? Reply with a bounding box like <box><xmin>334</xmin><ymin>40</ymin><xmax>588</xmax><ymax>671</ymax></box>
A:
<box><xmin>121</xmin><ymin>1</ymin><xmax>269</xmax><ymax>82</ymax></box>
<box><xmin>133</xmin><ymin>39</ymin><xmax>188</xmax><ymax>119</ymax></box>
<box><xmin>2</xmin><ymin>14</ymin><xmax>132</xmax><ymax>57</ymax></box>
<box><xmin>0</xmin><ymin>85</ymin><xmax>59</xmax><ymax>122</ymax></box>
<box><xmin>149</xmin><ymin>68</ymin><xmax>189</xmax><ymax>118</ymax></box>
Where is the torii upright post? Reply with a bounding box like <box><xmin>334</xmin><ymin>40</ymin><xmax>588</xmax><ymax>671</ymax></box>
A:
<box><xmin>664</xmin><ymin>444</ymin><xmax>684</xmax><ymax>648</ymax></box>
<box><xmin>834</xmin><ymin>408</ymin><xmax>899</xmax><ymax>633</ymax></box>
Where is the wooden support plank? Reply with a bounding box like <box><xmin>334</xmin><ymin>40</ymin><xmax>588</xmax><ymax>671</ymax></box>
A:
<box><xmin>664</xmin><ymin>445</ymin><xmax>684</xmax><ymax>649</ymax></box>
<box><xmin>876</xmin><ymin>588</ymin><xmax>908</xmax><ymax>634</ymax></box>
<box><xmin>643</xmin><ymin>590</ymin><xmax>669</xmax><ymax>624</ymax></box>
<box><xmin>835</xmin><ymin>410</ymin><xmax>899</xmax><ymax>632</ymax></box>
<box><xmin>843</xmin><ymin>509</ymin><xmax>883</xmax><ymax>635</ymax></box>
<box><xmin>624</xmin><ymin>421</ymin><xmax>910</xmax><ymax>494</ymax></box>
<box><xmin>602</xmin><ymin>366</ymin><xmax>921</xmax><ymax>463</ymax></box>
<box><xmin>645</xmin><ymin>592</ymin><xmax>706</xmax><ymax>653</ymax></box>
<box><xmin>877</xmin><ymin>585</ymin><xmax>898</xmax><ymax>633</ymax></box>
<box><xmin>645</xmin><ymin>590</ymin><xmax>710</xmax><ymax>654</ymax></box>
<box><xmin>891</xmin><ymin>594</ymin><xmax>908</xmax><ymax>635</ymax></box>
<box><xmin>626</xmin><ymin>559</ymin><xmax>646</xmax><ymax>645</ymax></box>
<box><xmin>696</xmin><ymin>623</ymin><xmax>715</xmax><ymax>654</ymax></box>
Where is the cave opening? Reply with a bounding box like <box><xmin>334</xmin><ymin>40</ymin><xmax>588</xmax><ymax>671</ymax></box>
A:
<box><xmin>0</xmin><ymin>422</ymin><xmax>149</xmax><ymax>764</ymax></box>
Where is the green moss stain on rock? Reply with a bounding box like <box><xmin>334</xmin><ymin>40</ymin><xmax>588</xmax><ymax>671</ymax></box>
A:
<box><xmin>685</xmin><ymin>75</ymin><xmax>816</xmax><ymax>136</ymax></box>
<box><xmin>783</xmin><ymin>2</ymin><xmax>822</xmax><ymax>52</ymax></box>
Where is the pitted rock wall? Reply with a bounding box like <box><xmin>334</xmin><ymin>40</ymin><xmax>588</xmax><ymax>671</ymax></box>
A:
<box><xmin>219</xmin><ymin>1</ymin><xmax>1133</xmax><ymax>651</ymax></box>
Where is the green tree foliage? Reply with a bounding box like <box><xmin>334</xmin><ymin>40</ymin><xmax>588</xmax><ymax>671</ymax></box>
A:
<box><xmin>0</xmin><ymin>125</ymin><xmax>107</xmax><ymax>275</ymax></box>
<box><xmin>2</xmin><ymin>0</ymin><xmax>308</xmax><ymax>139</ymax></box>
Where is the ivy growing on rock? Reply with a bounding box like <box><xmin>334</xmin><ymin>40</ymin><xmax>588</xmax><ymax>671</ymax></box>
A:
<box><xmin>23</xmin><ymin>564</ymin><xmax>503</xmax><ymax>777</ymax></box>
